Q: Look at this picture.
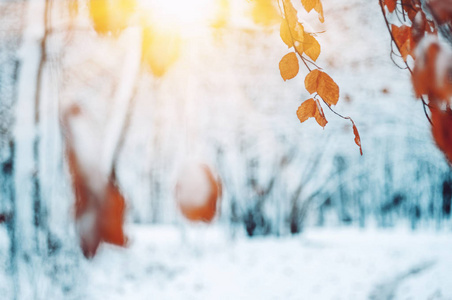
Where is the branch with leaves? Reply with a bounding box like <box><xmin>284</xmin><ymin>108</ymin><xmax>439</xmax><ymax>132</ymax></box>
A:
<box><xmin>379</xmin><ymin>0</ymin><xmax>452</xmax><ymax>163</ymax></box>
<box><xmin>277</xmin><ymin>0</ymin><xmax>362</xmax><ymax>155</ymax></box>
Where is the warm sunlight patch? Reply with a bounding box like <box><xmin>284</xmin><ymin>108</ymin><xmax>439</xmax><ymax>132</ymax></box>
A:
<box><xmin>143</xmin><ymin>0</ymin><xmax>215</xmax><ymax>28</ymax></box>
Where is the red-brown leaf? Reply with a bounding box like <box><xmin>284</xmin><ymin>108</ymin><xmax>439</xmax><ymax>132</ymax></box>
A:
<box><xmin>391</xmin><ymin>24</ymin><xmax>414</xmax><ymax>61</ymax></box>
<box><xmin>431</xmin><ymin>107</ymin><xmax>452</xmax><ymax>164</ymax></box>
<box><xmin>401</xmin><ymin>0</ymin><xmax>420</xmax><ymax>22</ymax></box>
<box><xmin>100</xmin><ymin>178</ymin><xmax>127</xmax><ymax>246</ymax></box>
<box><xmin>384</xmin><ymin>0</ymin><xmax>397</xmax><ymax>13</ymax></box>
<box><xmin>428</xmin><ymin>0</ymin><xmax>452</xmax><ymax>27</ymax></box>
<box><xmin>351</xmin><ymin>120</ymin><xmax>363</xmax><ymax>155</ymax></box>
<box><xmin>175</xmin><ymin>164</ymin><xmax>221</xmax><ymax>223</ymax></box>
<box><xmin>62</xmin><ymin>104</ymin><xmax>127</xmax><ymax>259</ymax></box>
<box><xmin>412</xmin><ymin>39</ymin><xmax>452</xmax><ymax>102</ymax></box>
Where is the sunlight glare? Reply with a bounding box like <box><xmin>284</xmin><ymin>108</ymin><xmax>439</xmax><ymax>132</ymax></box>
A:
<box><xmin>144</xmin><ymin>0</ymin><xmax>215</xmax><ymax>28</ymax></box>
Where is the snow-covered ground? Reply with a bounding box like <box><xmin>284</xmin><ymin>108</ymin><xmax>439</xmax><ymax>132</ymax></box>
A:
<box><xmin>76</xmin><ymin>225</ymin><xmax>452</xmax><ymax>300</ymax></box>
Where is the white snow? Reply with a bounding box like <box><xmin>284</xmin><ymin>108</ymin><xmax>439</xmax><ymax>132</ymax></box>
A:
<box><xmin>72</xmin><ymin>225</ymin><xmax>452</xmax><ymax>300</ymax></box>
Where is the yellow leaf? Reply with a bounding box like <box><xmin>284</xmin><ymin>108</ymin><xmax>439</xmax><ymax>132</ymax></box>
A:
<box><xmin>293</xmin><ymin>22</ymin><xmax>305</xmax><ymax>42</ymax></box>
<box><xmin>294</xmin><ymin>41</ymin><xmax>304</xmax><ymax>55</ymax></box>
<box><xmin>283</xmin><ymin>0</ymin><xmax>298</xmax><ymax>26</ymax></box>
<box><xmin>301</xmin><ymin>0</ymin><xmax>324</xmax><ymax>23</ymax></box>
<box><xmin>280</xmin><ymin>20</ymin><xmax>293</xmax><ymax>48</ymax></box>
<box><xmin>280</xmin><ymin>20</ymin><xmax>304</xmax><ymax>48</ymax></box>
<box><xmin>279</xmin><ymin>52</ymin><xmax>299</xmax><ymax>81</ymax></box>
<box><xmin>315</xmin><ymin>1</ymin><xmax>324</xmax><ymax>23</ymax></box>
<box><xmin>304</xmin><ymin>69</ymin><xmax>339</xmax><ymax>105</ymax></box>
<box><xmin>89</xmin><ymin>0</ymin><xmax>109</xmax><ymax>34</ymax></box>
<box><xmin>303</xmin><ymin>33</ymin><xmax>320</xmax><ymax>61</ymax></box>
<box><xmin>301</xmin><ymin>0</ymin><xmax>316</xmax><ymax>12</ymax></box>
<box><xmin>142</xmin><ymin>26</ymin><xmax>181</xmax><ymax>77</ymax></box>
<box><xmin>89</xmin><ymin>0</ymin><xmax>136</xmax><ymax>35</ymax></box>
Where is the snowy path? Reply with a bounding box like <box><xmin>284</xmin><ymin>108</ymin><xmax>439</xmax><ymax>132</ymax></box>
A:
<box><xmin>75</xmin><ymin>226</ymin><xmax>452</xmax><ymax>300</ymax></box>
<box><xmin>369</xmin><ymin>260</ymin><xmax>436</xmax><ymax>300</ymax></box>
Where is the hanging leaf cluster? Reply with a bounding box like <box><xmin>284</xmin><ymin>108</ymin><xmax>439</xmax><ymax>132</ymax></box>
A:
<box><xmin>278</xmin><ymin>0</ymin><xmax>362</xmax><ymax>155</ymax></box>
<box><xmin>380</xmin><ymin>0</ymin><xmax>452</xmax><ymax>164</ymax></box>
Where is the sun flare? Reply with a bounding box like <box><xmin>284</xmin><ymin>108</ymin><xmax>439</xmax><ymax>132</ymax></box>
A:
<box><xmin>142</xmin><ymin>0</ymin><xmax>215</xmax><ymax>28</ymax></box>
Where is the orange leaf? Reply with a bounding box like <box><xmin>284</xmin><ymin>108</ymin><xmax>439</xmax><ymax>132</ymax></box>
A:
<box><xmin>304</xmin><ymin>69</ymin><xmax>339</xmax><ymax>105</ymax></box>
<box><xmin>391</xmin><ymin>24</ymin><xmax>414</xmax><ymax>61</ymax></box>
<box><xmin>101</xmin><ymin>178</ymin><xmax>127</xmax><ymax>246</ymax></box>
<box><xmin>429</xmin><ymin>0</ymin><xmax>452</xmax><ymax>27</ymax></box>
<box><xmin>313</xmin><ymin>99</ymin><xmax>328</xmax><ymax>127</ymax></box>
<box><xmin>384</xmin><ymin>0</ymin><xmax>397</xmax><ymax>13</ymax></box>
<box><xmin>62</xmin><ymin>104</ymin><xmax>127</xmax><ymax>259</ymax></box>
<box><xmin>301</xmin><ymin>0</ymin><xmax>316</xmax><ymax>12</ymax></box>
<box><xmin>431</xmin><ymin>107</ymin><xmax>452</xmax><ymax>164</ymax></box>
<box><xmin>297</xmin><ymin>98</ymin><xmax>316</xmax><ymax>123</ymax></box>
<box><xmin>351</xmin><ymin>120</ymin><xmax>363</xmax><ymax>155</ymax></box>
<box><xmin>314</xmin><ymin>1</ymin><xmax>324</xmax><ymax>23</ymax></box>
<box><xmin>293</xmin><ymin>22</ymin><xmax>305</xmax><ymax>42</ymax></box>
<box><xmin>401</xmin><ymin>0</ymin><xmax>420</xmax><ymax>21</ymax></box>
<box><xmin>412</xmin><ymin>38</ymin><xmax>452</xmax><ymax>101</ymax></box>
<box><xmin>411</xmin><ymin>38</ymin><xmax>452</xmax><ymax>104</ymax></box>
<box><xmin>296</xmin><ymin>98</ymin><xmax>328</xmax><ymax>127</ymax></box>
<box><xmin>281</xmin><ymin>19</ymin><xmax>304</xmax><ymax>49</ymax></box>
<box><xmin>303</xmin><ymin>33</ymin><xmax>321</xmax><ymax>61</ymax></box>
<box><xmin>412</xmin><ymin>41</ymin><xmax>438</xmax><ymax>97</ymax></box>
<box><xmin>280</xmin><ymin>20</ymin><xmax>293</xmax><ymax>47</ymax></box>
<box><xmin>175</xmin><ymin>164</ymin><xmax>221</xmax><ymax>223</ymax></box>
<box><xmin>301</xmin><ymin>0</ymin><xmax>324</xmax><ymax>23</ymax></box>
<box><xmin>283</xmin><ymin>0</ymin><xmax>298</xmax><ymax>26</ymax></box>
<box><xmin>279</xmin><ymin>52</ymin><xmax>299</xmax><ymax>81</ymax></box>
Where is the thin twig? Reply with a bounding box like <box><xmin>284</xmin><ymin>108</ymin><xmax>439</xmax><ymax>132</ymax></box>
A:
<box><xmin>378</xmin><ymin>0</ymin><xmax>432</xmax><ymax>124</ymax></box>
<box><xmin>302</xmin><ymin>56</ymin><xmax>322</xmax><ymax>70</ymax></box>
<box><xmin>319</xmin><ymin>97</ymin><xmax>350</xmax><ymax>120</ymax></box>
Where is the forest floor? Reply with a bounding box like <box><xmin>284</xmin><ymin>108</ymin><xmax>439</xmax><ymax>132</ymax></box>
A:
<box><xmin>77</xmin><ymin>225</ymin><xmax>452</xmax><ymax>300</ymax></box>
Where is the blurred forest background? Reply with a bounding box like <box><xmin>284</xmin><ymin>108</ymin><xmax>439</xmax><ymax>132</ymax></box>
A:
<box><xmin>1</xmin><ymin>0</ymin><xmax>452</xmax><ymax>299</ymax></box>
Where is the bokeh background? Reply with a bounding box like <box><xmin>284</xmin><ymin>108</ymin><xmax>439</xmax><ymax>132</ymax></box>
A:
<box><xmin>1</xmin><ymin>0</ymin><xmax>451</xmax><ymax>299</ymax></box>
